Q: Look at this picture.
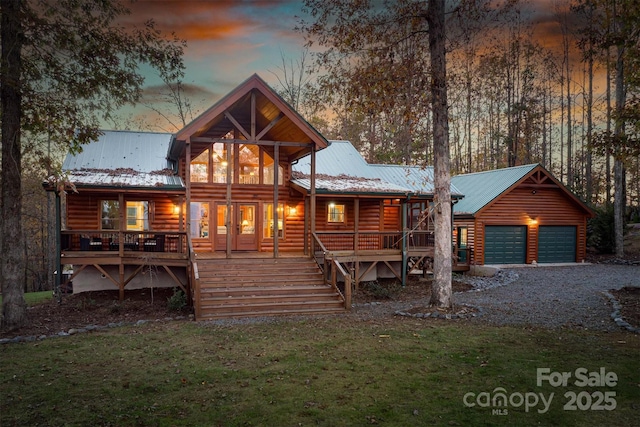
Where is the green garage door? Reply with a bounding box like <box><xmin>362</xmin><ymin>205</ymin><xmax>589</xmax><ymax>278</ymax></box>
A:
<box><xmin>484</xmin><ymin>226</ymin><xmax>527</xmax><ymax>264</ymax></box>
<box><xmin>538</xmin><ymin>226</ymin><xmax>576</xmax><ymax>263</ymax></box>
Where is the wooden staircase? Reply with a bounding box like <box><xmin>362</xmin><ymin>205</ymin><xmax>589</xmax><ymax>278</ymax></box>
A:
<box><xmin>195</xmin><ymin>257</ymin><xmax>346</xmax><ymax>319</ymax></box>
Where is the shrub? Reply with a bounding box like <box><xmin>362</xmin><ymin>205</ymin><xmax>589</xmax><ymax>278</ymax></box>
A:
<box><xmin>167</xmin><ymin>288</ymin><xmax>187</xmax><ymax>312</ymax></box>
<box><xmin>587</xmin><ymin>206</ymin><xmax>616</xmax><ymax>254</ymax></box>
<box><xmin>361</xmin><ymin>280</ymin><xmax>400</xmax><ymax>300</ymax></box>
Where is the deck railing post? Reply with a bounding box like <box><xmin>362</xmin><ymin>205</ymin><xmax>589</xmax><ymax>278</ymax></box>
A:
<box><xmin>344</xmin><ymin>273</ymin><xmax>352</xmax><ymax>310</ymax></box>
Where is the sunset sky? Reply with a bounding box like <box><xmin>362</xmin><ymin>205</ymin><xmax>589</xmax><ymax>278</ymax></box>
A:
<box><xmin>119</xmin><ymin>0</ymin><xmax>309</xmax><ymax>128</ymax></box>
<box><xmin>119</xmin><ymin>0</ymin><xmax>576</xmax><ymax>130</ymax></box>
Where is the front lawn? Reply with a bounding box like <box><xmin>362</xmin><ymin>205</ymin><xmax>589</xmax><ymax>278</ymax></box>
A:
<box><xmin>0</xmin><ymin>290</ymin><xmax>52</xmax><ymax>306</ymax></box>
<box><xmin>1</xmin><ymin>318</ymin><xmax>638</xmax><ymax>426</ymax></box>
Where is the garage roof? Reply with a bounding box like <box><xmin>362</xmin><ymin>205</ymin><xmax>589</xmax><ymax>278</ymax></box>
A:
<box><xmin>452</xmin><ymin>164</ymin><xmax>545</xmax><ymax>215</ymax></box>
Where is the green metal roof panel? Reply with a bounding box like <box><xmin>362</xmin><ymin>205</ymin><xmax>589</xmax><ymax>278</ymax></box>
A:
<box><xmin>293</xmin><ymin>140</ymin><xmax>462</xmax><ymax>197</ymax></box>
<box><xmin>62</xmin><ymin>130</ymin><xmax>185</xmax><ymax>190</ymax></box>
<box><xmin>294</xmin><ymin>140</ymin><xmax>374</xmax><ymax>178</ymax></box>
<box><xmin>451</xmin><ymin>164</ymin><xmax>538</xmax><ymax>215</ymax></box>
<box><xmin>370</xmin><ymin>164</ymin><xmax>463</xmax><ymax>197</ymax></box>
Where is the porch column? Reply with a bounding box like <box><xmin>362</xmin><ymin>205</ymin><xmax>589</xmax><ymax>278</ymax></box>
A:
<box><xmin>226</xmin><ymin>140</ymin><xmax>232</xmax><ymax>258</ymax></box>
<box><xmin>401</xmin><ymin>201</ymin><xmax>407</xmax><ymax>287</ymax></box>
<box><xmin>273</xmin><ymin>142</ymin><xmax>280</xmax><ymax>258</ymax></box>
<box><xmin>54</xmin><ymin>191</ymin><xmax>62</xmax><ymax>303</ymax></box>
<box><xmin>304</xmin><ymin>197</ymin><xmax>309</xmax><ymax>255</ymax></box>
<box><xmin>185</xmin><ymin>139</ymin><xmax>191</xmax><ymax>249</ymax></box>
<box><xmin>354</xmin><ymin>198</ymin><xmax>360</xmax><ymax>254</ymax></box>
<box><xmin>118</xmin><ymin>193</ymin><xmax>125</xmax><ymax>257</ymax></box>
<box><xmin>310</xmin><ymin>144</ymin><xmax>316</xmax><ymax>236</ymax></box>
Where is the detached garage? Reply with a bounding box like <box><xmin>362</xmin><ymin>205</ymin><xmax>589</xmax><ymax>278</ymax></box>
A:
<box><xmin>452</xmin><ymin>164</ymin><xmax>594</xmax><ymax>265</ymax></box>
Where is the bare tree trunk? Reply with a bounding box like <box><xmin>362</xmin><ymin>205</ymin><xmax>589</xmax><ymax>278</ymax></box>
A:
<box><xmin>566</xmin><ymin>40</ymin><xmax>573</xmax><ymax>188</ymax></box>
<box><xmin>606</xmin><ymin>46</ymin><xmax>612</xmax><ymax>206</ymax></box>
<box><xmin>1</xmin><ymin>0</ymin><xmax>27</xmax><ymax>330</ymax></box>
<box><xmin>586</xmin><ymin>43</ymin><xmax>593</xmax><ymax>205</ymax></box>
<box><xmin>427</xmin><ymin>0</ymin><xmax>452</xmax><ymax>308</ymax></box>
<box><xmin>614</xmin><ymin>41</ymin><xmax>625</xmax><ymax>258</ymax></box>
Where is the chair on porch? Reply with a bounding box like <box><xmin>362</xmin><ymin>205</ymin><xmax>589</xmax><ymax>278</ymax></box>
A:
<box><xmin>143</xmin><ymin>234</ymin><xmax>165</xmax><ymax>252</ymax></box>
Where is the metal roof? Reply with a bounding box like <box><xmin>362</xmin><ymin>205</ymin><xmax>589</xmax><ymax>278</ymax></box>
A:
<box><xmin>291</xmin><ymin>176</ymin><xmax>412</xmax><ymax>196</ymax></box>
<box><xmin>451</xmin><ymin>164</ymin><xmax>538</xmax><ymax>215</ymax></box>
<box><xmin>293</xmin><ymin>140</ymin><xmax>461</xmax><ymax>197</ymax></box>
<box><xmin>293</xmin><ymin>140</ymin><xmax>375</xmax><ymax>178</ymax></box>
<box><xmin>369</xmin><ymin>164</ymin><xmax>463</xmax><ymax>197</ymax></box>
<box><xmin>62</xmin><ymin>130</ymin><xmax>184</xmax><ymax>190</ymax></box>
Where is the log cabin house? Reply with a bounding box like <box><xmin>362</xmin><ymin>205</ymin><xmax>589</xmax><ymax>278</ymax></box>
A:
<box><xmin>52</xmin><ymin>74</ymin><xmax>593</xmax><ymax>320</ymax></box>
<box><xmin>451</xmin><ymin>164</ymin><xmax>594</xmax><ymax>265</ymax></box>
<box><xmin>49</xmin><ymin>74</ymin><xmax>468</xmax><ymax>320</ymax></box>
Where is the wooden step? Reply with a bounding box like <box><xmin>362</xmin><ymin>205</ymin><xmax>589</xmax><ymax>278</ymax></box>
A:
<box><xmin>194</xmin><ymin>256</ymin><xmax>345</xmax><ymax>319</ymax></box>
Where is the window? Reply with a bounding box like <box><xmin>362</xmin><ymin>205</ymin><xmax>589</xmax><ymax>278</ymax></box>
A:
<box><xmin>126</xmin><ymin>201</ymin><xmax>149</xmax><ymax>231</ymax></box>
<box><xmin>190</xmin><ymin>149</ymin><xmax>209</xmax><ymax>182</ymax></box>
<box><xmin>101</xmin><ymin>200</ymin><xmax>119</xmax><ymax>230</ymax></box>
<box><xmin>327</xmin><ymin>203</ymin><xmax>345</xmax><ymax>223</ymax></box>
<box><xmin>239</xmin><ymin>144</ymin><xmax>260</xmax><ymax>184</ymax></box>
<box><xmin>190</xmin><ymin>202</ymin><xmax>209</xmax><ymax>238</ymax></box>
<box><xmin>457</xmin><ymin>226</ymin><xmax>468</xmax><ymax>248</ymax></box>
<box><xmin>212</xmin><ymin>143</ymin><xmax>232</xmax><ymax>183</ymax></box>
<box><xmin>263</xmin><ymin>203</ymin><xmax>284</xmax><ymax>238</ymax></box>
<box><xmin>263</xmin><ymin>151</ymin><xmax>284</xmax><ymax>186</ymax></box>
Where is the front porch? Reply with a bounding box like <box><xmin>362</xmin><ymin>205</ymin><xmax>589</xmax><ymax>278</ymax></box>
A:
<box><xmin>59</xmin><ymin>230</ymin><xmax>190</xmax><ymax>300</ymax></box>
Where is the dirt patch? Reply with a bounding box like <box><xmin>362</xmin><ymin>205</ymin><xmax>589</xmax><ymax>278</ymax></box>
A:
<box><xmin>353</xmin><ymin>276</ymin><xmax>473</xmax><ymax>304</ymax></box>
<box><xmin>610</xmin><ymin>286</ymin><xmax>640</xmax><ymax>328</ymax></box>
<box><xmin>1</xmin><ymin>288</ymin><xmax>190</xmax><ymax>339</ymax></box>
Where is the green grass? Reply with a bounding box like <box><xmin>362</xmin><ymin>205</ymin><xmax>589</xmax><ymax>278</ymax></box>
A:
<box><xmin>0</xmin><ymin>290</ymin><xmax>52</xmax><ymax>306</ymax></box>
<box><xmin>1</xmin><ymin>318</ymin><xmax>638</xmax><ymax>426</ymax></box>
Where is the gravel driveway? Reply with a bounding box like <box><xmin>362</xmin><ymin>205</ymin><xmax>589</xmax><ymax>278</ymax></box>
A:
<box><xmin>208</xmin><ymin>264</ymin><xmax>639</xmax><ymax>333</ymax></box>
<box><xmin>454</xmin><ymin>264</ymin><xmax>640</xmax><ymax>331</ymax></box>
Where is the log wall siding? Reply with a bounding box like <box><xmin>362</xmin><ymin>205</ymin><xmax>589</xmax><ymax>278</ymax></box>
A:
<box><xmin>383</xmin><ymin>204</ymin><xmax>401</xmax><ymax>231</ymax></box>
<box><xmin>315</xmin><ymin>199</ymin><xmax>382</xmax><ymax>232</ymax></box>
<box><xmin>453</xmin><ymin>218</ymin><xmax>475</xmax><ymax>264</ymax></box>
<box><xmin>66</xmin><ymin>193</ymin><xmax>180</xmax><ymax>231</ymax></box>
<box><xmin>471</xmin><ymin>185</ymin><xmax>589</xmax><ymax>265</ymax></box>
<box><xmin>189</xmin><ymin>182</ymin><xmax>306</xmax><ymax>252</ymax></box>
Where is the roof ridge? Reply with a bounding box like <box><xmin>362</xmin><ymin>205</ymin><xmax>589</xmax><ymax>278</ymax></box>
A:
<box><xmin>453</xmin><ymin>163</ymin><xmax>538</xmax><ymax>178</ymax></box>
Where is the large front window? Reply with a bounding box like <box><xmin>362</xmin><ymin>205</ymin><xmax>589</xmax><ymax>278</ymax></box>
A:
<box><xmin>190</xmin><ymin>202</ymin><xmax>209</xmax><ymax>238</ymax></box>
<box><xmin>190</xmin><ymin>142</ymin><xmax>283</xmax><ymax>185</ymax></box>
<box><xmin>239</xmin><ymin>144</ymin><xmax>259</xmax><ymax>184</ymax></box>
<box><xmin>263</xmin><ymin>151</ymin><xmax>284</xmax><ymax>185</ymax></box>
<box><xmin>263</xmin><ymin>203</ymin><xmax>284</xmax><ymax>238</ymax></box>
<box><xmin>101</xmin><ymin>200</ymin><xmax>119</xmax><ymax>230</ymax></box>
<box><xmin>190</xmin><ymin>149</ymin><xmax>209</xmax><ymax>182</ymax></box>
<box><xmin>126</xmin><ymin>201</ymin><xmax>149</xmax><ymax>231</ymax></box>
<box><xmin>212</xmin><ymin>143</ymin><xmax>232</xmax><ymax>183</ymax></box>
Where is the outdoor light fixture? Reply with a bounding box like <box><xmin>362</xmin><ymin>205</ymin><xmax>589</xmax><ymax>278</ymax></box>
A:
<box><xmin>173</xmin><ymin>204</ymin><xmax>180</xmax><ymax>215</ymax></box>
<box><xmin>530</xmin><ymin>217</ymin><xmax>539</xmax><ymax>225</ymax></box>
<box><xmin>288</xmin><ymin>206</ymin><xmax>297</xmax><ymax>216</ymax></box>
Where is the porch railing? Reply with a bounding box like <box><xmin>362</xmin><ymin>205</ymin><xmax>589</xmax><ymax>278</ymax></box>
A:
<box><xmin>60</xmin><ymin>230</ymin><xmax>187</xmax><ymax>254</ymax></box>
<box><xmin>314</xmin><ymin>230</ymin><xmax>434</xmax><ymax>252</ymax></box>
<box><xmin>311</xmin><ymin>233</ymin><xmax>350</xmax><ymax>310</ymax></box>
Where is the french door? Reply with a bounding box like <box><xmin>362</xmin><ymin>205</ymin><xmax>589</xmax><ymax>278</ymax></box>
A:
<box><xmin>214</xmin><ymin>202</ymin><xmax>258</xmax><ymax>251</ymax></box>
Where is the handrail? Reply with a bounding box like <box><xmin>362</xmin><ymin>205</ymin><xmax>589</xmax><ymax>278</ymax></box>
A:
<box><xmin>186</xmin><ymin>233</ymin><xmax>201</xmax><ymax>318</ymax></box>
<box><xmin>311</xmin><ymin>232</ymin><xmax>350</xmax><ymax>310</ymax></box>
<box><xmin>330</xmin><ymin>258</ymin><xmax>351</xmax><ymax>310</ymax></box>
